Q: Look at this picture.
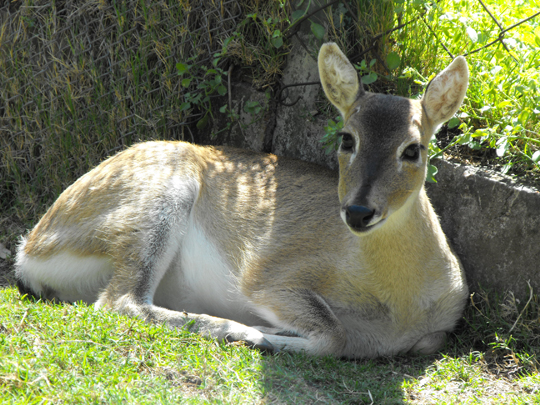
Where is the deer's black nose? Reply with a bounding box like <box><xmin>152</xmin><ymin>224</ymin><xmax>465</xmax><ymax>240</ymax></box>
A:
<box><xmin>345</xmin><ymin>205</ymin><xmax>375</xmax><ymax>229</ymax></box>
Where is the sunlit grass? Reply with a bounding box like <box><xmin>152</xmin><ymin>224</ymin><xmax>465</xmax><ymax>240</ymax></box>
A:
<box><xmin>0</xmin><ymin>287</ymin><xmax>266</xmax><ymax>403</ymax></box>
<box><xmin>1</xmin><ymin>285</ymin><xmax>539</xmax><ymax>404</ymax></box>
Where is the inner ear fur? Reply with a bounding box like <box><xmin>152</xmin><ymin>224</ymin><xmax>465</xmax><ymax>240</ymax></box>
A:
<box><xmin>318</xmin><ymin>43</ymin><xmax>363</xmax><ymax>117</ymax></box>
<box><xmin>422</xmin><ymin>56</ymin><xmax>469</xmax><ymax>127</ymax></box>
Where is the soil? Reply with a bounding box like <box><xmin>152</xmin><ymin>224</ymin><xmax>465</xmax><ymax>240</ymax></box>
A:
<box><xmin>0</xmin><ymin>217</ymin><xmax>24</xmax><ymax>288</ymax></box>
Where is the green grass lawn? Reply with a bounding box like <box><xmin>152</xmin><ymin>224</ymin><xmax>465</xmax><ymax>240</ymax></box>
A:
<box><xmin>1</xmin><ymin>286</ymin><xmax>538</xmax><ymax>404</ymax></box>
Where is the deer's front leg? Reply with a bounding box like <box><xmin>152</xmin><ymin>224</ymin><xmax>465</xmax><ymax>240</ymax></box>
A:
<box><xmin>253</xmin><ymin>288</ymin><xmax>347</xmax><ymax>356</ymax></box>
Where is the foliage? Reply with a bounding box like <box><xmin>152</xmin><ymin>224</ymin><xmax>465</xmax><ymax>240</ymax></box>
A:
<box><xmin>175</xmin><ymin>39</ymin><xmax>232</xmax><ymax>131</ymax></box>
<box><xmin>320</xmin><ymin>116</ymin><xmax>344</xmax><ymax>154</ymax></box>
<box><xmin>402</xmin><ymin>0</ymin><xmax>540</xmax><ymax>177</ymax></box>
<box><xmin>224</xmin><ymin>1</ymin><xmax>291</xmax><ymax>90</ymax></box>
<box><xmin>318</xmin><ymin>0</ymin><xmax>540</xmax><ymax>181</ymax></box>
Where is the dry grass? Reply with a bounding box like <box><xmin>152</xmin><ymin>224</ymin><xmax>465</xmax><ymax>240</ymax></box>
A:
<box><xmin>0</xmin><ymin>0</ymin><xmax>296</xmax><ymax>223</ymax></box>
<box><xmin>0</xmin><ymin>0</ymin><xmax>243</xmax><ymax>222</ymax></box>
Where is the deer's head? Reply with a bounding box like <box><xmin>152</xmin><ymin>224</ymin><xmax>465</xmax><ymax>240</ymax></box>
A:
<box><xmin>318</xmin><ymin>43</ymin><xmax>468</xmax><ymax>235</ymax></box>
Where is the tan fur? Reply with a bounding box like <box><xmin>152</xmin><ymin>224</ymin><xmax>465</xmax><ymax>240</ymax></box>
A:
<box><xmin>15</xmin><ymin>43</ymin><xmax>469</xmax><ymax>358</ymax></box>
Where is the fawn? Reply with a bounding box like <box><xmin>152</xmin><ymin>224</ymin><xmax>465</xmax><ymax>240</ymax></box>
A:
<box><xmin>16</xmin><ymin>43</ymin><xmax>469</xmax><ymax>358</ymax></box>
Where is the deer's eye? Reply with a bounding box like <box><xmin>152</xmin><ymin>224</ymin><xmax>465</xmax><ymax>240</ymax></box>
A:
<box><xmin>340</xmin><ymin>133</ymin><xmax>355</xmax><ymax>152</ymax></box>
<box><xmin>402</xmin><ymin>144</ymin><xmax>421</xmax><ymax>161</ymax></box>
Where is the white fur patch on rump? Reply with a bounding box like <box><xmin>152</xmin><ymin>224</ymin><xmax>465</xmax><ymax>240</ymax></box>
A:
<box><xmin>16</xmin><ymin>248</ymin><xmax>113</xmax><ymax>303</ymax></box>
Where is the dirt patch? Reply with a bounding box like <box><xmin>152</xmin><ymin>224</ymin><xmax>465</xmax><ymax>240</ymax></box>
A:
<box><xmin>0</xmin><ymin>257</ymin><xmax>15</xmax><ymax>288</ymax></box>
<box><xmin>0</xmin><ymin>216</ymin><xmax>25</xmax><ymax>288</ymax></box>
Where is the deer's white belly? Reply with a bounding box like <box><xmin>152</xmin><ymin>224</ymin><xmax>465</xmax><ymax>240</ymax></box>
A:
<box><xmin>153</xmin><ymin>220</ymin><xmax>264</xmax><ymax>326</ymax></box>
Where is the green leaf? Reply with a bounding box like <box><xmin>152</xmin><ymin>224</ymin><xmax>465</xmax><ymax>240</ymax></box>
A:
<box><xmin>501</xmin><ymin>162</ymin><xmax>513</xmax><ymax>174</ymax></box>
<box><xmin>457</xmin><ymin>133</ymin><xmax>471</xmax><ymax>145</ymax></box>
<box><xmin>196</xmin><ymin>113</ymin><xmax>209</xmax><ymax>130</ymax></box>
<box><xmin>479</xmin><ymin>105</ymin><xmax>491</xmax><ymax>113</ymax></box>
<box><xmin>447</xmin><ymin>117</ymin><xmax>460</xmax><ymax>129</ymax></box>
<box><xmin>176</xmin><ymin>62</ymin><xmax>189</xmax><ymax>74</ymax></box>
<box><xmin>472</xmin><ymin>129</ymin><xmax>488</xmax><ymax>139</ymax></box>
<box><xmin>311</xmin><ymin>22</ymin><xmax>325</xmax><ymax>40</ymax></box>
<box><xmin>496</xmin><ymin>138</ymin><xmax>508</xmax><ymax>157</ymax></box>
<box><xmin>466</xmin><ymin>26</ymin><xmax>478</xmax><ymax>43</ymax></box>
<box><xmin>291</xmin><ymin>9</ymin><xmax>306</xmax><ymax>23</ymax></box>
<box><xmin>426</xmin><ymin>163</ymin><xmax>438</xmax><ymax>183</ymax></box>
<box><xmin>386</xmin><ymin>52</ymin><xmax>401</xmax><ymax>70</ymax></box>
<box><xmin>222</xmin><ymin>35</ymin><xmax>234</xmax><ymax>49</ymax></box>
<box><xmin>181</xmin><ymin>78</ymin><xmax>191</xmax><ymax>88</ymax></box>
<box><xmin>469</xmin><ymin>141</ymin><xmax>481</xmax><ymax>150</ymax></box>
<box><xmin>217</xmin><ymin>84</ymin><xmax>227</xmax><ymax>96</ymax></box>
<box><xmin>179</xmin><ymin>102</ymin><xmax>191</xmax><ymax>112</ymax></box>
<box><xmin>219</xmin><ymin>105</ymin><xmax>228</xmax><ymax>113</ymax></box>
<box><xmin>361</xmin><ymin>72</ymin><xmax>377</xmax><ymax>85</ymax></box>
<box><xmin>271</xmin><ymin>36</ymin><xmax>283</xmax><ymax>48</ymax></box>
<box><xmin>518</xmin><ymin>110</ymin><xmax>530</xmax><ymax>126</ymax></box>
<box><xmin>244</xmin><ymin>100</ymin><xmax>261</xmax><ymax>114</ymax></box>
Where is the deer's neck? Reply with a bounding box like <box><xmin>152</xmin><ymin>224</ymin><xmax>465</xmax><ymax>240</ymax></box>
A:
<box><xmin>357</xmin><ymin>188</ymin><xmax>450</xmax><ymax>290</ymax></box>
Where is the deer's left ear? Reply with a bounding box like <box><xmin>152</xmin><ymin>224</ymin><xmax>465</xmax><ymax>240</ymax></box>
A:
<box><xmin>422</xmin><ymin>56</ymin><xmax>469</xmax><ymax>127</ymax></box>
<box><xmin>318</xmin><ymin>43</ymin><xmax>364</xmax><ymax>117</ymax></box>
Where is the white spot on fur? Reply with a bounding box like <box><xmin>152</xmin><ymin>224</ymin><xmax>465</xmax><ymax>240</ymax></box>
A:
<box><xmin>181</xmin><ymin>223</ymin><xmax>235</xmax><ymax>304</ymax></box>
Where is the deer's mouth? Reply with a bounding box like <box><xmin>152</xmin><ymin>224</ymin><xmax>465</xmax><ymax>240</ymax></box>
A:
<box><xmin>347</xmin><ymin>218</ymin><xmax>386</xmax><ymax>234</ymax></box>
<box><xmin>340</xmin><ymin>206</ymin><xmax>386</xmax><ymax>234</ymax></box>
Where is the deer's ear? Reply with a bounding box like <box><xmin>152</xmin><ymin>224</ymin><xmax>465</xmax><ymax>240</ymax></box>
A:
<box><xmin>422</xmin><ymin>56</ymin><xmax>469</xmax><ymax>127</ymax></box>
<box><xmin>318</xmin><ymin>43</ymin><xmax>363</xmax><ymax>117</ymax></box>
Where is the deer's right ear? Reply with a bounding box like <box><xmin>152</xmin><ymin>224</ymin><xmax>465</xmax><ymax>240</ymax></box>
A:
<box><xmin>318</xmin><ymin>43</ymin><xmax>363</xmax><ymax>117</ymax></box>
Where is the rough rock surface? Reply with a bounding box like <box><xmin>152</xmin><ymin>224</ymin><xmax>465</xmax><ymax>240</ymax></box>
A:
<box><xmin>271</xmin><ymin>33</ymin><xmax>338</xmax><ymax>170</ymax></box>
<box><xmin>427</xmin><ymin>160</ymin><xmax>540</xmax><ymax>299</ymax></box>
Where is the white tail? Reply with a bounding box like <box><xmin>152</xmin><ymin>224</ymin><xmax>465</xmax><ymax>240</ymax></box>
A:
<box><xmin>15</xmin><ymin>43</ymin><xmax>469</xmax><ymax>358</ymax></box>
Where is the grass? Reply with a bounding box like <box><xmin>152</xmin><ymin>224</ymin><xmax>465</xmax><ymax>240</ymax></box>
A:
<box><xmin>0</xmin><ymin>284</ymin><xmax>539</xmax><ymax>404</ymax></box>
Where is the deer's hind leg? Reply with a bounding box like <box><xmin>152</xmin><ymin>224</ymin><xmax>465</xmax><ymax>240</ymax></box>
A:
<box><xmin>95</xmin><ymin>253</ymin><xmax>273</xmax><ymax>351</ymax></box>
<box><xmin>94</xmin><ymin>192</ymin><xmax>273</xmax><ymax>352</ymax></box>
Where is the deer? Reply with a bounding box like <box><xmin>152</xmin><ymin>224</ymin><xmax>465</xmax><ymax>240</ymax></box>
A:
<box><xmin>15</xmin><ymin>43</ymin><xmax>469</xmax><ymax>358</ymax></box>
